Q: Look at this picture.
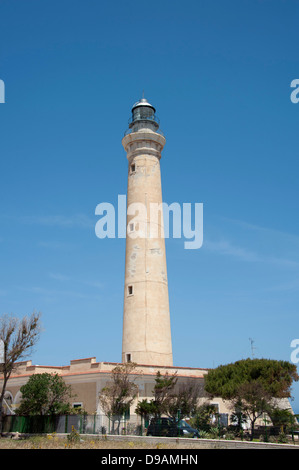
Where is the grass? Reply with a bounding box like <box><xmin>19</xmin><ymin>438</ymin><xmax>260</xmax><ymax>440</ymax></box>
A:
<box><xmin>0</xmin><ymin>434</ymin><xmax>206</xmax><ymax>450</ymax></box>
<box><xmin>1</xmin><ymin>432</ymin><xmax>298</xmax><ymax>449</ymax></box>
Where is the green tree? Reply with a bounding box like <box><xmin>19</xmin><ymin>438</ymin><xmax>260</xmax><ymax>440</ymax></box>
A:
<box><xmin>190</xmin><ymin>402</ymin><xmax>219</xmax><ymax>431</ymax></box>
<box><xmin>18</xmin><ymin>372</ymin><xmax>73</xmax><ymax>415</ymax></box>
<box><xmin>135</xmin><ymin>399</ymin><xmax>157</xmax><ymax>427</ymax></box>
<box><xmin>268</xmin><ymin>407</ymin><xmax>297</xmax><ymax>433</ymax></box>
<box><xmin>0</xmin><ymin>312</ymin><xmax>41</xmax><ymax>431</ymax></box>
<box><xmin>135</xmin><ymin>371</ymin><xmax>178</xmax><ymax>425</ymax></box>
<box><xmin>152</xmin><ymin>371</ymin><xmax>178</xmax><ymax>417</ymax></box>
<box><xmin>136</xmin><ymin>372</ymin><xmax>201</xmax><ymax>428</ymax></box>
<box><xmin>204</xmin><ymin>358</ymin><xmax>299</xmax><ymax>440</ymax></box>
<box><xmin>230</xmin><ymin>399</ymin><xmax>248</xmax><ymax>434</ymax></box>
<box><xmin>205</xmin><ymin>358</ymin><xmax>299</xmax><ymax>400</ymax></box>
<box><xmin>230</xmin><ymin>381</ymin><xmax>273</xmax><ymax>439</ymax></box>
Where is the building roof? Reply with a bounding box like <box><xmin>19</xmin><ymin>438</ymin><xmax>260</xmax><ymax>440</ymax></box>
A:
<box><xmin>1</xmin><ymin>357</ymin><xmax>209</xmax><ymax>380</ymax></box>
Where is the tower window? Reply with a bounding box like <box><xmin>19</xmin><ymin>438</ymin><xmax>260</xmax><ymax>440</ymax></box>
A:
<box><xmin>128</xmin><ymin>285</ymin><xmax>134</xmax><ymax>296</ymax></box>
<box><xmin>130</xmin><ymin>163</ymin><xmax>136</xmax><ymax>173</ymax></box>
<box><xmin>129</xmin><ymin>223</ymin><xmax>134</xmax><ymax>232</ymax></box>
<box><xmin>126</xmin><ymin>354</ymin><xmax>131</xmax><ymax>363</ymax></box>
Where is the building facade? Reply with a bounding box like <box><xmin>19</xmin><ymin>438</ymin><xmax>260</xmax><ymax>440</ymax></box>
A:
<box><xmin>1</xmin><ymin>357</ymin><xmax>216</xmax><ymax>418</ymax></box>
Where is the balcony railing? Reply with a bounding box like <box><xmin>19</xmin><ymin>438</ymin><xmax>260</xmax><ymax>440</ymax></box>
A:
<box><xmin>124</xmin><ymin>127</ymin><xmax>165</xmax><ymax>137</ymax></box>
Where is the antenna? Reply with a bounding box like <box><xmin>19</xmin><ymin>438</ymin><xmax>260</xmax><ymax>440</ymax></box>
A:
<box><xmin>142</xmin><ymin>90</ymin><xmax>145</xmax><ymax>99</ymax></box>
<box><xmin>249</xmin><ymin>338</ymin><xmax>257</xmax><ymax>358</ymax></box>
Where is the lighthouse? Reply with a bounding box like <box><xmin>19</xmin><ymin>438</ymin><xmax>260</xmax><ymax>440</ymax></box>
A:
<box><xmin>121</xmin><ymin>97</ymin><xmax>173</xmax><ymax>367</ymax></box>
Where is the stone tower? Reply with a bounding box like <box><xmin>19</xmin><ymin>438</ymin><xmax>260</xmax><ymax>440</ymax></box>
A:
<box><xmin>121</xmin><ymin>97</ymin><xmax>173</xmax><ymax>367</ymax></box>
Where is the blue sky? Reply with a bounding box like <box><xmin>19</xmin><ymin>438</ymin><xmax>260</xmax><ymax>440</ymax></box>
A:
<box><xmin>1</xmin><ymin>0</ymin><xmax>299</xmax><ymax>411</ymax></box>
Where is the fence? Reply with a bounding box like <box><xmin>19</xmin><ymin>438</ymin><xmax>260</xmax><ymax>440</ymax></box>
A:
<box><xmin>2</xmin><ymin>414</ymin><xmax>144</xmax><ymax>436</ymax></box>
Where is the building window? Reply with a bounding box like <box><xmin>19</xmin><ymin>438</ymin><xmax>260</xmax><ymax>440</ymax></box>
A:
<box><xmin>130</xmin><ymin>163</ymin><xmax>136</xmax><ymax>173</ymax></box>
<box><xmin>126</xmin><ymin>353</ymin><xmax>131</xmax><ymax>363</ymax></box>
<box><xmin>4</xmin><ymin>392</ymin><xmax>13</xmax><ymax>405</ymax></box>
<box><xmin>72</xmin><ymin>402</ymin><xmax>83</xmax><ymax>410</ymax></box>
<box><xmin>128</xmin><ymin>285</ymin><xmax>134</xmax><ymax>296</ymax></box>
<box><xmin>124</xmin><ymin>405</ymin><xmax>130</xmax><ymax>419</ymax></box>
<box><xmin>129</xmin><ymin>223</ymin><xmax>134</xmax><ymax>232</ymax></box>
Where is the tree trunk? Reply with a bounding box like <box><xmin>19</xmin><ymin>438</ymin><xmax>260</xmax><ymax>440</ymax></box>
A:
<box><xmin>0</xmin><ymin>407</ymin><xmax>3</xmax><ymax>435</ymax></box>
<box><xmin>250</xmin><ymin>418</ymin><xmax>257</xmax><ymax>441</ymax></box>
<box><xmin>0</xmin><ymin>375</ymin><xmax>9</xmax><ymax>435</ymax></box>
<box><xmin>116</xmin><ymin>417</ymin><xmax>121</xmax><ymax>435</ymax></box>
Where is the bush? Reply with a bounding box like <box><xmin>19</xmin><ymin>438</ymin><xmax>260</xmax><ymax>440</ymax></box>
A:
<box><xmin>206</xmin><ymin>427</ymin><xmax>220</xmax><ymax>439</ymax></box>
<box><xmin>224</xmin><ymin>432</ymin><xmax>236</xmax><ymax>441</ymax></box>
<box><xmin>277</xmin><ymin>432</ymin><xmax>288</xmax><ymax>444</ymax></box>
<box><xmin>67</xmin><ymin>426</ymin><xmax>80</xmax><ymax>445</ymax></box>
<box><xmin>198</xmin><ymin>430</ymin><xmax>209</xmax><ymax>439</ymax></box>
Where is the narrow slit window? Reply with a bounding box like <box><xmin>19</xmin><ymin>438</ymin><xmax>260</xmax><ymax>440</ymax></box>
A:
<box><xmin>128</xmin><ymin>285</ymin><xmax>133</xmax><ymax>296</ymax></box>
<box><xmin>126</xmin><ymin>354</ymin><xmax>131</xmax><ymax>363</ymax></box>
<box><xmin>129</xmin><ymin>223</ymin><xmax>134</xmax><ymax>232</ymax></box>
<box><xmin>130</xmin><ymin>163</ymin><xmax>136</xmax><ymax>173</ymax></box>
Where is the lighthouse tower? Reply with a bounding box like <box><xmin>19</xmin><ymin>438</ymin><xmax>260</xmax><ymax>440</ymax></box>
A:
<box><xmin>121</xmin><ymin>97</ymin><xmax>173</xmax><ymax>367</ymax></box>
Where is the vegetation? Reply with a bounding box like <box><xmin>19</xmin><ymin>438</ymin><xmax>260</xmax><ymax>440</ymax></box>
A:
<box><xmin>204</xmin><ymin>358</ymin><xmax>299</xmax><ymax>399</ymax></box>
<box><xmin>0</xmin><ymin>433</ymin><xmax>246</xmax><ymax>449</ymax></box>
<box><xmin>67</xmin><ymin>426</ymin><xmax>81</xmax><ymax>444</ymax></box>
<box><xmin>136</xmin><ymin>371</ymin><xmax>202</xmax><ymax>426</ymax></box>
<box><xmin>268</xmin><ymin>408</ymin><xmax>297</xmax><ymax>432</ymax></box>
<box><xmin>163</xmin><ymin>379</ymin><xmax>202</xmax><ymax>425</ymax></box>
<box><xmin>152</xmin><ymin>371</ymin><xmax>178</xmax><ymax>417</ymax></box>
<box><xmin>17</xmin><ymin>372</ymin><xmax>74</xmax><ymax>416</ymax></box>
<box><xmin>204</xmin><ymin>358</ymin><xmax>299</xmax><ymax>440</ymax></box>
<box><xmin>0</xmin><ymin>312</ymin><xmax>41</xmax><ymax>432</ymax></box>
<box><xmin>135</xmin><ymin>399</ymin><xmax>156</xmax><ymax>424</ymax></box>
<box><xmin>135</xmin><ymin>371</ymin><xmax>177</xmax><ymax>422</ymax></box>
<box><xmin>229</xmin><ymin>381</ymin><xmax>273</xmax><ymax>439</ymax></box>
<box><xmin>0</xmin><ymin>430</ymin><xmax>297</xmax><ymax>449</ymax></box>
<box><xmin>190</xmin><ymin>403</ymin><xmax>219</xmax><ymax>431</ymax></box>
<box><xmin>99</xmin><ymin>362</ymin><xmax>138</xmax><ymax>434</ymax></box>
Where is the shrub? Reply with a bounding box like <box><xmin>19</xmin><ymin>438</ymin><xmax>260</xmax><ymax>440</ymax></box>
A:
<box><xmin>67</xmin><ymin>426</ymin><xmax>80</xmax><ymax>445</ymax></box>
<box><xmin>277</xmin><ymin>432</ymin><xmax>288</xmax><ymax>444</ymax></box>
<box><xmin>204</xmin><ymin>427</ymin><xmax>220</xmax><ymax>439</ymax></box>
<box><xmin>224</xmin><ymin>432</ymin><xmax>236</xmax><ymax>441</ymax></box>
<box><xmin>198</xmin><ymin>430</ymin><xmax>209</xmax><ymax>439</ymax></box>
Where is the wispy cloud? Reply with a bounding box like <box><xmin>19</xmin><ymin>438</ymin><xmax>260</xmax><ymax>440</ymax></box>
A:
<box><xmin>221</xmin><ymin>216</ymin><xmax>299</xmax><ymax>245</ymax></box>
<box><xmin>203</xmin><ymin>238</ymin><xmax>299</xmax><ymax>268</ymax></box>
<box><xmin>204</xmin><ymin>239</ymin><xmax>260</xmax><ymax>262</ymax></box>
<box><xmin>48</xmin><ymin>272</ymin><xmax>104</xmax><ymax>290</ymax></box>
<box><xmin>18</xmin><ymin>285</ymin><xmax>102</xmax><ymax>301</ymax></box>
<box><xmin>82</xmin><ymin>280</ymin><xmax>105</xmax><ymax>289</ymax></box>
<box><xmin>38</xmin><ymin>241</ymin><xmax>77</xmax><ymax>250</ymax></box>
<box><xmin>19</xmin><ymin>214</ymin><xmax>94</xmax><ymax>229</ymax></box>
<box><xmin>7</xmin><ymin>214</ymin><xmax>95</xmax><ymax>228</ymax></box>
